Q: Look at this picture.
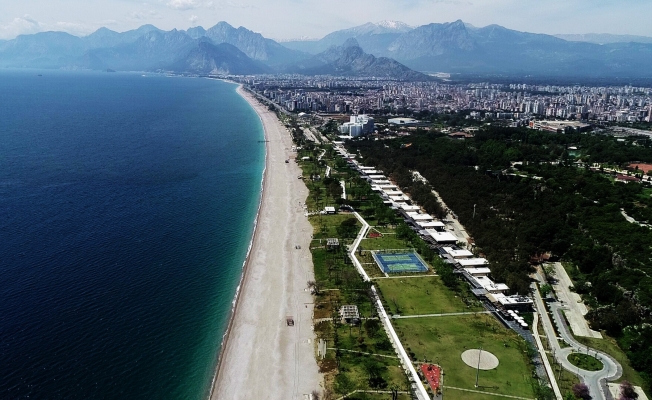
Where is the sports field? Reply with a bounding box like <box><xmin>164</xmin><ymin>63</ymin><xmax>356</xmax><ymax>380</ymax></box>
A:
<box><xmin>372</xmin><ymin>251</ymin><xmax>429</xmax><ymax>273</ymax></box>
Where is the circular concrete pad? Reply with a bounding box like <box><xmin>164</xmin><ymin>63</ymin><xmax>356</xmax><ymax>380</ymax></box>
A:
<box><xmin>461</xmin><ymin>349</ymin><xmax>499</xmax><ymax>370</ymax></box>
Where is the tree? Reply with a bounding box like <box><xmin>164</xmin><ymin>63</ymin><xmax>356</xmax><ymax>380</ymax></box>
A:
<box><xmin>540</xmin><ymin>284</ymin><xmax>553</xmax><ymax>297</ymax></box>
<box><xmin>363</xmin><ymin>359</ymin><xmax>388</xmax><ymax>389</ymax></box>
<box><xmin>364</xmin><ymin>319</ymin><xmax>381</xmax><ymax>338</ymax></box>
<box><xmin>334</xmin><ymin>373</ymin><xmax>355</xmax><ymax>395</ymax></box>
<box><xmin>337</xmin><ymin>218</ymin><xmax>359</xmax><ymax>238</ymax></box>
<box><xmin>618</xmin><ymin>381</ymin><xmax>638</xmax><ymax>400</ymax></box>
<box><xmin>572</xmin><ymin>383</ymin><xmax>592</xmax><ymax>400</ymax></box>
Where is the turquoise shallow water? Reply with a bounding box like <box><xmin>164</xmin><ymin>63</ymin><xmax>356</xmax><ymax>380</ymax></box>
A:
<box><xmin>0</xmin><ymin>70</ymin><xmax>265</xmax><ymax>399</ymax></box>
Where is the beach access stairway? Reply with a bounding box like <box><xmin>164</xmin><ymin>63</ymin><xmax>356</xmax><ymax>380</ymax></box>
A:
<box><xmin>348</xmin><ymin>212</ymin><xmax>430</xmax><ymax>400</ymax></box>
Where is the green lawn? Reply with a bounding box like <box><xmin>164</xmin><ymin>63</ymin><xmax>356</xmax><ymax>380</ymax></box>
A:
<box><xmin>376</xmin><ymin>276</ymin><xmax>484</xmax><ymax>315</ymax></box>
<box><xmin>360</xmin><ymin>234</ymin><xmax>411</xmax><ymax>251</ymax></box>
<box><xmin>310</xmin><ymin>213</ymin><xmax>360</xmax><ymax>240</ymax></box>
<box><xmin>326</xmin><ymin>323</ymin><xmax>410</xmax><ymax>395</ymax></box>
<box><xmin>441</xmin><ymin>387</ymin><xmax>531</xmax><ymax>400</ymax></box>
<box><xmin>394</xmin><ymin>314</ymin><xmax>537</xmax><ymax>399</ymax></box>
<box><xmin>567</xmin><ymin>352</ymin><xmax>603</xmax><ymax>372</ymax></box>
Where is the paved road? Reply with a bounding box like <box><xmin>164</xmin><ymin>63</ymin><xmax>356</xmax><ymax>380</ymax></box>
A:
<box><xmin>547</xmin><ymin>262</ymin><xmax>602</xmax><ymax>339</ymax></box>
<box><xmin>302</xmin><ymin>127</ymin><xmax>320</xmax><ymax>144</ymax></box>
<box><xmin>531</xmin><ymin>277</ymin><xmax>622</xmax><ymax>400</ymax></box>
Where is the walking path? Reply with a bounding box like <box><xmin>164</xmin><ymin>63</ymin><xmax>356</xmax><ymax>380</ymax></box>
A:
<box><xmin>335</xmin><ymin>389</ymin><xmax>409</xmax><ymax>400</ymax></box>
<box><xmin>531</xmin><ymin>311</ymin><xmax>563</xmax><ymax>399</ymax></box>
<box><xmin>531</xmin><ymin>278</ymin><xmax>622</xmax><ymax>400</ymax></box>
<box><xmin>348</xmin><ymin>212</ymin><xmax>430</xmax><ymax>400</ymax></box>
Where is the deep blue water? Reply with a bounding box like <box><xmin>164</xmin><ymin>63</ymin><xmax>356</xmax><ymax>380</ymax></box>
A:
<box><xmin>0</xmin><ymin>70</ymin><xmax>265</xmax><ymax>399</ymax></box>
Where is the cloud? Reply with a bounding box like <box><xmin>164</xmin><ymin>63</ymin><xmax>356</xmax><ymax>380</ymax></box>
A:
<box><xmin>130</xmin><ymin>10</ymin><xmax>163</xmax><ymax>21</ymax></box>
<box><xmin>0</xmin><ymin>15</ymin><xmax>42</xmax><ymax>39</ymax></box>
<box><xmin>189</xmin><ymin>15</ymin><xmax>199</xmax><ymax>25</ymax></box>
<box><xmin>167</xmin><ymin>0</ymin><xmax>200</xmax><ymax>10</ymax></box>
<box><xmin>55</xmin><ymin>21</ymin><xmax>90</xmax><ymax>34</ymax></box>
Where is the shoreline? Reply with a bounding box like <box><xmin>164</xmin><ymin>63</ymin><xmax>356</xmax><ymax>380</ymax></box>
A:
<box><xmin>209</xmin><ymin>85</ymin><xmax>321</xmax><ymax>399</ymax></box>
<box><xmin>207</xmin><ymin>84</ymin><xmax>268</xmax><ymax>398</ymax></box>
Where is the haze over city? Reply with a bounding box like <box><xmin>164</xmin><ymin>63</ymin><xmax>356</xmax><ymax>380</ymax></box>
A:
<box><xmin>2</xmin><ymin>0</ymin><xmax>652</xmax><ymax>40</ymax></box>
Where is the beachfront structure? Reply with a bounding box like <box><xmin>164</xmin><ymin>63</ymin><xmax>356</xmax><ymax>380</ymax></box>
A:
<box><xmin>474</xmin><ymin>276</ymin><xmax>509</xmax><ymax>293</ymax></box>
<box><xmin>442</xmin><ymin>247</ymin><xmax>474</xmax><ymax>259</ymax></box>
<box><xmin>417</xmin><ymin>221</ymin><xmax>445</xmax><ymax>229</ymax></box>
<box><xmin>426</xmin><ymin>229</ymin><xmax>458</xmax><ymax>244</ymax></box>
<box><xmin>389</xmin><ymin>194</ymin><xmax>411</xmax><ymax>202</ymax></box>
<box><xmin>458</xmin><ymin>258</ymin><xmax>489</xmax><ymax>267</ymax></box>
<box><xmin>406</xmin><ymin>211</ymin><xmax>434</xmax><ymax>221</ymax></box>
<box><xmin>339</xmin><ymin>115</ymin><xmax>375</xmax><ymax>137</ymax></box>
<box><xmin>339</xmin><ymin>305</ymin><xmax>360</xmax><ymax>325</ymax></box>
<box><xmin>491</xmin><ymin>293</ymin><xmax>534</xmax><ymax>310</ymax></box>
<box><xmin>326</xmin><ymin>238</ymin><xmax>340</xmax><ymax>250</ymax></box>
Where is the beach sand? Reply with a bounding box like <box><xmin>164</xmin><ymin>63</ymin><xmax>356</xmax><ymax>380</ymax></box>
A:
<box><xmin>210</xmin><ymin>86</ymin><xmax>321</xmax><ymax>399</ymax></box>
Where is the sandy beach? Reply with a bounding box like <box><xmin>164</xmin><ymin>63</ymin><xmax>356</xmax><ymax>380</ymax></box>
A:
<box><xmin>209</xmin><ymin>86</ymin><xmax>321</xmax><ymax>399</ymax></box>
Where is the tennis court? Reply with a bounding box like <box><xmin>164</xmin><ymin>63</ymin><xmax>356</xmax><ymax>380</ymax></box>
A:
<box><xmin>372</xmin><ymin>251</ymin><xmax>429</xmax><ymax>274</ymax></box>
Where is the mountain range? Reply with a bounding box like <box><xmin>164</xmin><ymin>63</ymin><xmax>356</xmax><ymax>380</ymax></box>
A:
<box><xmin>284</xmin><ymin>20</ymin><xmax>652</xmax><ymax>77</ymax></box>
<box><xmin>2</xmin><ymin>20</ymin><xmax>652</xmax><ymax>79</ymax></box>
<box><xmin>285</xmin><ymin>38</ymin><xmax>428</xmax><ymax>80</ymax></box>
<box><xmin>553</xmin><ymin>33</ymin><xmax>652</xmax><ymax>45</ymax></box>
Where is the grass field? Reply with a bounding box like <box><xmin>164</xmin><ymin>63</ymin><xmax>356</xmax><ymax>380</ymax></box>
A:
<box><xmin>568</xmin><ymin>352</ymin><xmax>604</xmax><ymax>372</ymax></box>
<box><xmin>360</xmin><ymin>234</ymin><xmax>411</xmax><ymax>251</ymax></box>
<box><xmin>376</xmin><ymin>276</ymin><xmax>483</xmax><ymax>315</ymax></box>
<box><xmin>394</xmin><ymin>314</ymin><xmax>536</xmax><ymax>399</ymax></box>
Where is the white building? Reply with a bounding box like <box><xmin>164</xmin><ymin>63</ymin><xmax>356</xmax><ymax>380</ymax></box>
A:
<box><xmin>426</xmin><ymin>229</ymin><xmax>458</xmax><ymax>244</ymax></box>
<box><xmin>339</xmin><ymin>115</ymin><xmax>375</xmax><ymax>137</ymax></box>
<box><xmin>388</xmin><ymin>117</ymin><xmax>420</xmax><ymax>126</ymax></box>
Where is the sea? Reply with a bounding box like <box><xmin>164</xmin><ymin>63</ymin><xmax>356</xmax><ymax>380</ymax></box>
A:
<box><xmin>0</xmin><ymin>70</ymin><xmax>265</xmax><ymax>399</ymax></box>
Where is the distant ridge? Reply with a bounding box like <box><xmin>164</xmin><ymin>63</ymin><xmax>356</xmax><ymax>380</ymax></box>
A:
<box><xmin>2</xmin><ymin>20</ymin><xmax>652</xmax><ymax>78</ymax></box>
<box><xmin>168</xmin><ymin>41</ymin><xmax>271</xmax><ymax>75</ymax></box>
<box><xmin>281</xmin><ymin>21</ymin><xmax>413</xmax><ymax>54</ymax></box>
<box><xmin>281</xmin><ymin>20</ymin><xmax>652</xmax><ymax>78</ymax></box>
<box><xmin>554</xmin><ymin>33</ymin><xmax>652</xmax><ymax>44</ymax></box>
<box><xmin>285</xmin><ymin>38</ymin><xmax>429</xmax><ymax>81</ymax></box>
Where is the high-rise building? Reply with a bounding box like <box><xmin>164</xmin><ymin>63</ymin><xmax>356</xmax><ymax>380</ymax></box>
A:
<box><xmin>338</xmin><ymin>115</ymin><xmax>375</xmax><ymax>137</ymax></box>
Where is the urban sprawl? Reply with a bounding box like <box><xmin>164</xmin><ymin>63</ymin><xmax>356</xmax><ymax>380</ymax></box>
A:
<box><xmin>231</xmin><ymin>75</ymin><xmax>652</xmax><ymax>130</ymax></box>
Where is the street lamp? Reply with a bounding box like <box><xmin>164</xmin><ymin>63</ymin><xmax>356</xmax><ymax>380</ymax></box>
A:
<box><xmin>475</xmin><ymin>347</ymin><xmax>483</xmax><ymax>388</ymax></box>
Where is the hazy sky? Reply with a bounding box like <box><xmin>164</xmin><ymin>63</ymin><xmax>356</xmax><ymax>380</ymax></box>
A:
<box><xmin>2</xmin><ymin>0</ymin><xmax>652</xmax><ymax>40</ymax></box>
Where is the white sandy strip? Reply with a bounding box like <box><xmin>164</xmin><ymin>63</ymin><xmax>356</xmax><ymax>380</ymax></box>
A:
<box><xmin>210</xmin><ymin>86</ymin><xmax>321</xmax><ymax>399</ymax></box>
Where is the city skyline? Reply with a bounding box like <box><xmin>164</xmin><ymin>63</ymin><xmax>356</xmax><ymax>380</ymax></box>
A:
<box><xmin>2</xmin><ymin>0</ymin><xmax>652</xmax><ymax>41</ymax></box>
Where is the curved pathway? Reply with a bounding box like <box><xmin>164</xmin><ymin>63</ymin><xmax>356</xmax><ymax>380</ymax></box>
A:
<box><xmin>531</xmin><ymin>281</ymin><xmax>622</xmax><ymax>400</ymax></box>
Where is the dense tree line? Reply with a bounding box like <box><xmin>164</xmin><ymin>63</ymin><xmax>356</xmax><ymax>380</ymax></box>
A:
<box><xmin>348</xmin><ymin>127</ymin><xmax>652</xmax><ymax>389</ymax></box>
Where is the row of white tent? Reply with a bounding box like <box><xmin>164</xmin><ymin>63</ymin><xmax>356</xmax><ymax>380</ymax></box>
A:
<box><xmin>507</xmin><ymin>310</ymin><xmax>529</xmax><ymax>328</ymax></box>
